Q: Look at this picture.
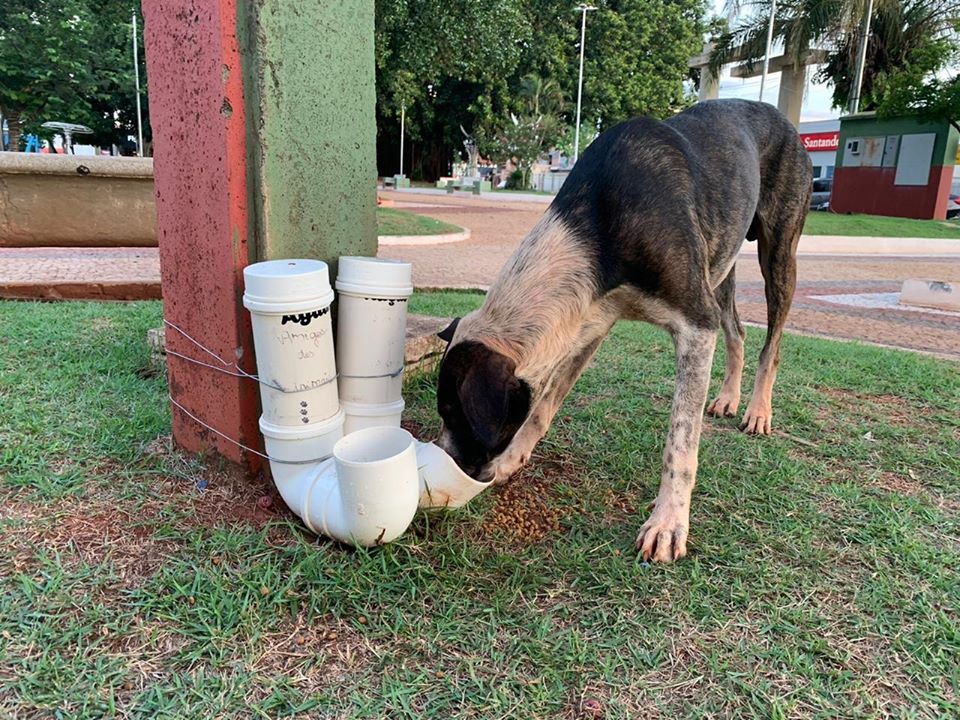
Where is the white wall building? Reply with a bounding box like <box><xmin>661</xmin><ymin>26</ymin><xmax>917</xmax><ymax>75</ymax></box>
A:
<box><xmin>798</xmin><ymin>119</ymin><xmax>840</xmax><ymax>179</ymax></box>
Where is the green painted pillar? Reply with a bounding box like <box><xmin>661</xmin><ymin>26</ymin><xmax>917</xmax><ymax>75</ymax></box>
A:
<box><xmin>243</xmin><ymin>1</ymin><xmax>378</xmax><ymax>271</ymax></box>
<box><xmin>142</xmin><ymin>0</ymin><xmax>377</xmax><ymax>469</ymax></box>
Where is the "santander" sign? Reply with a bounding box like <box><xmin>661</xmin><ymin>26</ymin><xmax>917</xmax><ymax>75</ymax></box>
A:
<box><xmin>800</xmin><ymin>131</ymin><xmax>840</xmax><ymax>152</ymax></box>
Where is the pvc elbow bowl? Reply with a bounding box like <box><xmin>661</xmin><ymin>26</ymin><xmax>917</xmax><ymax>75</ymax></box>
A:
<box><xmin>269</xmin><ymin>426</ymin><xmax>491</xmax><ymax>548</ymax></box>
<box><xmin>415</xmin><ymin>441</ymin><xmax>491</xmax><ymax>509</ymax></box>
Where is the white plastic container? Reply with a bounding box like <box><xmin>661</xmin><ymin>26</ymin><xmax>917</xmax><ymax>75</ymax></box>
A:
<box><xmin>335</xmin><ymin>257</ymin><xmax>413</xmax><ymax>411</ymax></box>
<box><xmin>243</xmin><ymin>259</ymin><xmax>339</xmax><ymax>427</ymax></box>
<box><xmin>340</xmin><ymin>399</ymin><xmax>406</xmax><ymax>435</ymax></box>
<box><xmin>260</xmin><ymin>411</ymin><xmax>345</xmax><ymax>464</ymax></box>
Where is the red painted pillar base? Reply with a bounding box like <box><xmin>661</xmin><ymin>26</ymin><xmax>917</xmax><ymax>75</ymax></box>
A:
<box><xmin>143</xmin><ymin>1</ymin><xmax>261</xmax><ymax>470</ymax></box>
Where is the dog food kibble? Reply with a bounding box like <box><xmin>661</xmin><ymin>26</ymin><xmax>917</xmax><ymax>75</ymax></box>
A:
<box><xmin>481</xmin><ymin>467</ymin><xmax>567</xmax><ymax>543</ymax></box>
<box><xmin>259</xmin><ymin>586</ymin><xmax>270</xmax><ymax>596</ymax></box>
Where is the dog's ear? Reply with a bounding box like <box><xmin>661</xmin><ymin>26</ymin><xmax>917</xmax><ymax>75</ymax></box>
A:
<box><xmin>437</xmin><ymin>317</ymin><xmax>461</xmax><ymax>343</ymax></box>
<box><xmin>458</xmin><ymin>352</ymin><xmax>530</xmax><ymax>452</ymax></box>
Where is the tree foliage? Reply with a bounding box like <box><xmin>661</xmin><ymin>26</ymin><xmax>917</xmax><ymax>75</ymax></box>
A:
<box><xmin>875</xmin><ymin>35</ymin><xmax>960</xmax><ymax>130</ymax></box>
<box><xmin>480</xmin><ymin>74</ymin><xmax>567</xmax><ymax>186</ymax></box>
<box><xmin>818</xmin><ymin>0</ymin><xmax>960</xmax><ymax>110</ymax></box>
<box><xmin>709</xmin><ymin>0</ymin><xmax>960</xmax><ymax>111</ymax></box>
<box><xmin>375</xmin><ymin>0</ymin><xmax>709</xmax><ymax>179</ymax></box>
<box><xmin>0</xmin><ymin>0</ymin><xmax>147</xmax><ymax>151</ymax></box>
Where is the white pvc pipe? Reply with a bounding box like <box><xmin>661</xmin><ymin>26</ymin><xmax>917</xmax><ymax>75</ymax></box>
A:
<box><xmin>244</xmin><ymin>259</ymin><xmax>339</xmax><ymax>427</ymax></box>
<box><xmin>335</xmin><ymin>257</ymin><xmax>413</xmax><ymax>430</ymax></box>
<box><xmin>416</xmin><ymin>440</ymin><xmax>490</xmax><ymax>509</ymax></box>
<box><xmin>243</xmin><ymin>258</ymin><xmax>492</xmax><ymax>548</ymax></box>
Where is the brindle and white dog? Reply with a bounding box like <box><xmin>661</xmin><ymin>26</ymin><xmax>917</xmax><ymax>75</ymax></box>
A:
<box><xmin>435</xmin><ymin>99</ymin><xmax>812</xmax><ymax>563</ymax></box>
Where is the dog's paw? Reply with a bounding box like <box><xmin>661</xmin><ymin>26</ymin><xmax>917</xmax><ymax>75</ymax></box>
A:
<box><xmin>739</xmin><ymin>400</ymin><xmax>773</xmax><ymax>435</ymax></box>
<box><xmin>707</xmin><ymin>390</ymin><xmax>740</xmax><ymax>418</ymax></box>
<box><xmin>634</xmin><ymin>504</ymin><xmax>689</xmax><ymax>563</ymax></box>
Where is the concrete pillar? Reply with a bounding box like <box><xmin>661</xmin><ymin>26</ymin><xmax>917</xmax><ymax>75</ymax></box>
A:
<box><xmin>689</xmin><ymin>43</ymin><xmax>720</xmax><ymax>103</ymax></box>
<box><xmin>698</xmin><ymin>68</ymin><xmax>720</xmax><ymax>102</ymax></box>
<box><xmin>143</xmin><ymin>1</ymin><xmax>377</xmax><ymax>469</ymax></box>
<box><xmin>777</xmin><ymin>65</ymin><xmax>805</xmax><ymax>128</ymax></box>
<box><xmin>245</xmin><ymin>2</ymin><xmax>377</xmax><ymax>271</ymax></box>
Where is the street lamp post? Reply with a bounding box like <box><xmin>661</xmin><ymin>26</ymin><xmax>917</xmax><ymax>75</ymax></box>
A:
<box><xmin>759</xmin><ymin>0</ymin><xmax>777</xmax><ymax>102</ymax></box>
<box><xmin>399</xmin><ymin>103</ymin><xmax>405</xmax><ymax>178</ymax></box>
<box><xmin>573</xmin><ymin>4</ymin><xmax>596</xmax><ymax>164</ymax></box>
<box><xmin>848</xmin><ymin>0</ymin><xmax>875</xmax><ymax>114</ymax></box>
<box><xmin>132</xmin><ymin>10</ymin><xmax>144</xmax><ymax>156</ymax></box>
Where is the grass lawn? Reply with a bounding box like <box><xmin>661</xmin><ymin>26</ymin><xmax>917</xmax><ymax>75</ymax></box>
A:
<box><xmin>803</xmin><ymin>211</ymin><xmax>960</xmax><ymax>239</ymax></box>
<box><xmin>1</xmin><ymin>296</ymin><xmax>958</xmax><ymax>718</ymax></box>
<box><xmin>376</xmin><ymin>207</ymin><xmax>462</xmax><ymax>237</ymax></box>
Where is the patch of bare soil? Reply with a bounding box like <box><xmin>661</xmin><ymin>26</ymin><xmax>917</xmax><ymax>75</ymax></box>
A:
<box><xmin>247</xmin><ymin>611</ymin><xmax>372</xmax><ymax>687</ymax></box>
<box><xmin>819</xmin><ymin>388</ymin><xmax>935</xmax><ymax>429</ymax></box>
<box><xmin>1</xmin><ymin>437</ymin><xmax>301</xmax><ymax>590</ymax></box>
<box><xmin>141</xmin><ymin>434</ymin><xmax>293</xmax><ymax>531</ymax></box>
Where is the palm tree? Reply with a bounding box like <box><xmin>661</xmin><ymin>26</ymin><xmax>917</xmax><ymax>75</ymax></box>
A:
<box><xmin>709</xmin><ymin>0</ymin><xmax>959</xmax><ymax>110</ymax></box>
<box><xmin>818</xmin><ymin>0</ymin><xmax>960</xmax><ymax>109</ymax></box>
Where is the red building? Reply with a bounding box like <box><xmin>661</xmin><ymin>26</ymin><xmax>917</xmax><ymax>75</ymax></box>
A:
<box><xmin>831</xmin><ymin>113</ymin><xmax>959</xmax><ymax>220</ymax></box>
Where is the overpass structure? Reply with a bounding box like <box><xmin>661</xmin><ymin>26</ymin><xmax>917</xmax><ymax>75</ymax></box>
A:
<box><xmin>689</xmin><ymin>43</ymin><xmax>829</xmax><ymax>127</ymax></box>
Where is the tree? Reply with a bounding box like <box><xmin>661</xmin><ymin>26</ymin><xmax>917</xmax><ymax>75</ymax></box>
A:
<box><xmin>374</xmin><ymin>0</ymin><xmax>710</xmax><ymax>180</ymax></box>
<box><xmin>481</xmin><ymin>74</ymin><xmax>567</xmax><ymax>188</ymax></box>
<box><xmin>709</xmin><ymin>0</ymin><xmax>960</xmax><ymax>111</ymax></box>
<box><xmin>875</xmin><ymin>37</ymin><xmax>960</xmax><ymax>130</ymax></box>
<box><xmin>0</xmin><ymin>0</ymin><xmax>148</xmax><ymax>152</ymax></box>
<box><xmin>818</xmin><ymin>0</ymin><xmax>960</xmax><ymax>110</ymax></box>
<box><xmin>374</xmin><ymin>0</ymin><xmax>527</xmax><ymax>176</ymax></box>
<box><xmin>81</xmin><ymin>1</ymin><xmax>150</xmax><ymax>151</ymax></box>
<box><xmin>0</xmin><ymin>0</ymin><xmax>97</xmax><ymax>150</ymax></box>
<box><xmin>582</xmin><ymin>0</ymin><xmax>706</xmax><ymax>127</ymax></box>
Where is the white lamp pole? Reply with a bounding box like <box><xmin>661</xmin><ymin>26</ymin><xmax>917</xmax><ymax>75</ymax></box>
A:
<box><xmin>573</xmin><ymin>4</ymin><xmax>596</xmax><ymax>164</ymax></box>
<box><xmin>132</xmin><ymin>9</ymin><xmax>144</xmax><ymax>156</ymax></box>
<box><xmin>399</xmin><ymin>103</ymin><xmax>405</xmax><ymax>178</ymax></box>
<box><xmin>759</xmin><ymin>0</ymin><xmax>777</xmax><ymax>102</ymax></box>
<box><xmin>848</xmin><ymin>0</ymin><xmax>875</xmax><ymax>114</ymax></box>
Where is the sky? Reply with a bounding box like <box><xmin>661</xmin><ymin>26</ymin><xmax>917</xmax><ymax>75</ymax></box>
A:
<box><xmin>709</xmin><ymin>0</ymin><xmax>841</xmax><ymax>122</ymax></box>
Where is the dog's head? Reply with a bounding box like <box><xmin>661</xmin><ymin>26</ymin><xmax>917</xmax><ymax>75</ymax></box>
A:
<box><xmin>435</xmin><ymin>318</ymin><xmax>531</xmax><ymax>478</ymax></box>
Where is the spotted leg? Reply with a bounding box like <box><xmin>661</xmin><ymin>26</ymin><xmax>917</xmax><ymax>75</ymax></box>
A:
<box><xmin>636</xmin><ymin>322</ymin><xmax>717</xmax><ymax>562</ymax></box>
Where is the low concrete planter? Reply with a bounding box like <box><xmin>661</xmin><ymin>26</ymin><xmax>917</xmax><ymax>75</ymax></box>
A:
<box><xmin>0</xmin><ymin>154</ymin><xmax>156</xmax><ymax>248</ymax></box>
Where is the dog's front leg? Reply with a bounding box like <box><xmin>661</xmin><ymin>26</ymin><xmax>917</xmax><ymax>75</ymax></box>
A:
<box><xmin>636</xmin><ymin>324</ymin><xmax>717</xmax><ymax>563</ymax></box>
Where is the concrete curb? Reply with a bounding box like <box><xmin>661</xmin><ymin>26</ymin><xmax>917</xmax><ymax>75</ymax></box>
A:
<box><xmin>386</xmin><ymin>187</ymin><xmax>553</xmax><ymax>204</ymax></box>
<box><xmin>0</xmin><ymin>281</ymin><xmax>162</xmax><ymax>301</ymax></box>
<box><xmin>378</xmin><ymin>229</ymin><xmax>471</xmax><ymax>246</ymax></box>
<box><xmin>739</xmin><ymin>234</ymin><xmax>960</xmax><ymax>256</ymax></box>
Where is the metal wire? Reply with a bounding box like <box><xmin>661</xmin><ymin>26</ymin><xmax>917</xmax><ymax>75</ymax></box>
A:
<box><xmin>168</xmin><ymin>395</ymin><xmax>334</xmax><ymax>466</ymax></box>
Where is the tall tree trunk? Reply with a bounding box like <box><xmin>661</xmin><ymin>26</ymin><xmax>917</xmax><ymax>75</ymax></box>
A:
<box><xmin>4</xmin><ymin>109</ymin><xmax>22</xmax><ymax>151</ymax></box>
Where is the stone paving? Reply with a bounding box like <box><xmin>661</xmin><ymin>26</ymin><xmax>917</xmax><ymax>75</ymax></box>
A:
<box><xmin>1</xmin><ymin>190</ymin><xmax>958</xmax><ymax>358</ymax></box>
<box><xmin>0</xmin><ymin>247</ymin><xmax>161</xmax><ymax>300</ymax></box>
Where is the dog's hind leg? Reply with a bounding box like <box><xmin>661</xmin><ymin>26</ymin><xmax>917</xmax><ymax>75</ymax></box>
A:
<box><xmin>636</xmin><ymin>320</ymin><xmax>717</xmax><ymax>563</ymax></box>
<box><xmin>707</xmin><ymin>268</ymin><xmax>745</xmax><ymax>418</ymax></box>
<box><xmin>740</xmin><ymin>213</ymin><xmax>801</xmax><ymax>435</ymax></box>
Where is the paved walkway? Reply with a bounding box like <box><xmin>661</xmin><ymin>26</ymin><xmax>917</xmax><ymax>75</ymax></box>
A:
<box><xmin>2</xmin><ymin>190</ymin><xmax>958</xmax><ymax>358</ymax></box>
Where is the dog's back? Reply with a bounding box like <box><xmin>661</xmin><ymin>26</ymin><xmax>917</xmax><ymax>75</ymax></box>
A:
<box><xmin>550</xmin><ymin>100</ymin><xmax>811</xmax><ymax>294</ymax></box>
